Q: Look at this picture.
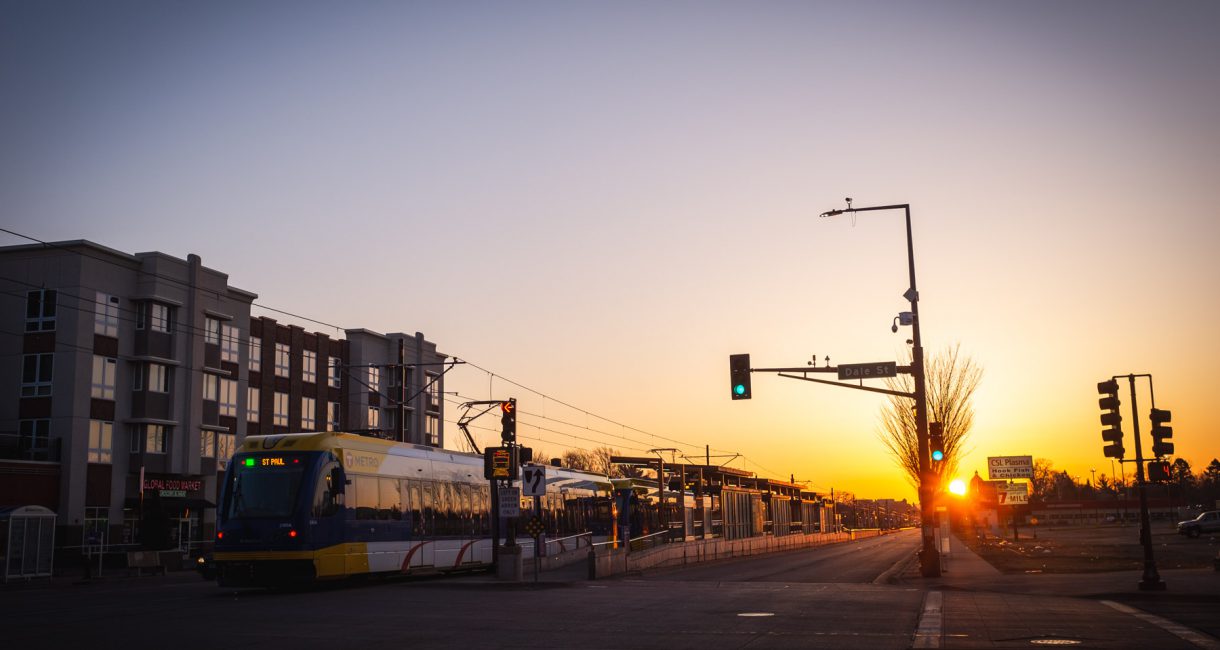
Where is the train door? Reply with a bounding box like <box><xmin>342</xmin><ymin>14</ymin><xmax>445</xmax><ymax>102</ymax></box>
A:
<box><xmin>310</xmin><ymin>463</ymin><xmax>345</xmax><ymax>578</ymax></box>
<box><xmin>405</xmin><ymin>479</ymin><xmax>434</xmax><ymax>569</ymax></box>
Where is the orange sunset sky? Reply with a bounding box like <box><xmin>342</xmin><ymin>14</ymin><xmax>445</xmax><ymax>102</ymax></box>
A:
<box><xmin>4</xmin><ymin>1</ymin><xmax>1218</xmax><ymax>501</ymax></box>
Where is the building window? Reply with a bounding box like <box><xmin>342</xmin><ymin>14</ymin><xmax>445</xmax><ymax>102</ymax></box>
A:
<box><xmin>217</xmin><ymin>433</ymin><xmax>235</xmax><ymax>464</ymax></box>
<box><xmin>368</xmin><ymin>367</ymin><xmax>380</xmax><ymax>393</ymax></box>
<box><xmin>94</xmin><ymin>293</ymin><xmax>119</xmax><ymax>337</ymax></box>
<box><xmin>147</xmin><ymin>363</ymin><xmax>169</xmax><ymax>393</ymax></box>
<box><xmin>248</xmin><ymin>387</ymin><xmax>260</xmax><ymax>422</ymax></box>
<box><xmin>146</xmin><ymin>425</ymin><xmax>167</xmax><ymax>454</ymax></box>
<box><xmin>274</xmin><ymin>343</ymin><xmax>290</xmax><ymax>378</ymax></box>
<box><xmin>205</xmin><ymin>317</ymin><xmax>221</xmax><ymax>345</ymax></box>
<box><xmin>425</xmin><ymin>414</ymin><xmax>439</xmax><ymax>447</ymax></box>
<box><xmin>202</xmin><ymin>373</ymin><xmax>219</xmax><ymax>402</ymax></box>
<box><xmin>201</xmin><ymin>429</ymin><xmax>215</xmax><ymax>458</ymax></box>
<box><xmin>249</xmin><ymin>336</ymin><xmax>262</xmax><ymax>372</ymax></box>
<box><xmin>274</xmin><ymin>392</ymin><xmax>289</xmax><ymax>427</ymax></box>
<box><xmin>367</xmin><ymin>407</ymin><xmax>380</xmax><ymax>430</ymax></box>
<box><xmin>19</xmin><ymin>419</ymin><xmax>50</xmax><ymax>457</ymax></box>
<box><xmin>221</xmin><ymin>324</ymin><xmax>240</xmax><ymax>363</ymax></box>
<box><xmin>328</xmin><ymin>358</ymin><xmax>342</xmax><ymax>388</ymax></box>
<box><xmin>91</xmin><ymin>356</ymin><xmax>117</xmax><ymax>400</ymax></box>
<box><xmin>21</xmin><ymin>353</ymin><xmax>53</xmax><ymax>397</ymax></box>
<box><xmin>301</xmin><ymin>397</ymin><xmax>316</xmax><ymax>431</ymax></box>
<box><xmin>302</xmin><ymin>350</ymin><xmax>317</xmax><ymax>384</ymax></box>
<box><xmin>426</xmin><ymin>372</ymin><xmax>440</xmax><ymax>411</ymax></box>
<box><xmin>219</xmin><ymin>378</ymin><xmax>238</xmax><ymax>417</ymax></box>
<box><xmin>145</xmin><ymin>303</ymin><xmax>171</xmax><ymax>332</ymax></box>
<box><xmin>328</xmin><ymin>401</ymin><xmax>341</xmax><ymax>430</ymax></box>
<box><xmin>25</xmin><ymin>289</ymin><xmax>57</xmax><ymax>332</ymax></box>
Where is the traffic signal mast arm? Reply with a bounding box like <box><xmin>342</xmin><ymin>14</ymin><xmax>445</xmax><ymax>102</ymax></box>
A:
<box><xmin>457</xmin><ymin>399</ymin><xmax>517</xmax><ymax>454</ymax></box>
<box><xmin>760</xmin><ymin>365</ymin><xmax>917</xmax><ymax>400</ymax></box>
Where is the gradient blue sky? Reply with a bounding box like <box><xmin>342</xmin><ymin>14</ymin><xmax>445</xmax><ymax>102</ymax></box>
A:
<box><xmin>4</xmin><ymin>1</ymin><xmax>1218</xmax><ymax>499</ymax></box>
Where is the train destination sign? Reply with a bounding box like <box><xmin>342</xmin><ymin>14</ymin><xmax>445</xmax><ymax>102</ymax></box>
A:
<box><xmin>837</xmin><ymin>362</ymin><xmax>897</xmax><ymax>381</ymax></box>
<box><xmin>987</xmin><ymin>455</ymin><xmax>1034</xmax><ymax>480</ymax></box>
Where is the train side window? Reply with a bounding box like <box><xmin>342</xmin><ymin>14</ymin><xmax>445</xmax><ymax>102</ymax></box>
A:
<box><xmin>355</xmin><ymin>475</ymin><xmax>377</xmax><ymax>520</ymax></box>
<box><xmin>407</xmin><ymin>480</ymin><xmax>423</xmax><ymax>536</ymax></box>
<box><xmin>420</xmin><ymin>481</ymin><xmax>435</xmax><ymax>536</ymax></box>
<box><xmin>456</xmin><ymin>483</ymin><xmax>471</xmax><ymax>535</ymax></box>
<box><xmin>435</xmin><ymin>482</ymin><xmax>452</xmax><ymax>536</ymax></box>
<box><xmin>380</xmin><ymin>478</ymin><xmax>401</xmax><ymax>520</ymax></box>
<box><xmin>312</xmin><ymin>464</ymin><xmax>341</xmax><ymax>517</ymax></box>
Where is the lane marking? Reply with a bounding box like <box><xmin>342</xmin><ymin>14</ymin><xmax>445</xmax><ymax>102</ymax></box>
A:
<box><xmin>912</xmin><ymin>590</ymin><xmax>943</xmax><ymax>648</ymax></box>
<box><xmin>1101</xmin><ymin>600</ymin><xmax>1220</xmax><ymax>650</ymax></box>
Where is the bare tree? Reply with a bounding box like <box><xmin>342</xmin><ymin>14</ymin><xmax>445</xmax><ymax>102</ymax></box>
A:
<box><xmin>1029</xmin><ymin>458</ymin><xmax>1057</xmax><ymax>501</ymax></box>
<box><xmin>560</xmin><ymin>446</ymin><xmax>634</xmax><ymax>477</ymax></box>
<box><xmin>878</xmin><ymin>344</ymin><xmax>982</xmax><ymax>490</ymax></box>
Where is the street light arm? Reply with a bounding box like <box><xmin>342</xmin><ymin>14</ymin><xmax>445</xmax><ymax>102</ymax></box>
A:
<box><xmin>819</xmin><ymin>203</ymin><xmax>910</xmax><ymax>218</ymax></box>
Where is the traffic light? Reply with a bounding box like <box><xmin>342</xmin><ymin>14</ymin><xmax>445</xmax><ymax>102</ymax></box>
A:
<box><xmin>1147</xmin><ymin>460</ymin><xmax>1171</xmax><ymax>483</ymax></box>
<box><xmin>929</xmin><ymin>422</ymin><xmax>944</xmax><ymax>462</ymax></box>
<box><xmin>729</xmin><ymin>354</ymin><xmax>752</xmax><ymax>400</ymax></box>
<box><xmin>1097</xmin><ymin>379</ymin><xmax>1124</xmax><ymax>459</ymax></box>
<box><xmin>500</xmin><ymin>399</ymin><xmax>516</xmax><ymax>444</ymax></box>
<box><xmin>1149</xmin><ymin>408</ymin><xmax>1173</xmax><ymax>457</ymax></box>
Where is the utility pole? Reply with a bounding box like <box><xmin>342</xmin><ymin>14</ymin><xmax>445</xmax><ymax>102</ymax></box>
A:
<box><xmin>1125</xmin><ymin>375</ymin><xmax>1165</xmax><ymax>591</ymax></box>
<box><xmin>397</xmin><ymin>338</ymin><xmax>406</xmax><ymax>443</ymax></box>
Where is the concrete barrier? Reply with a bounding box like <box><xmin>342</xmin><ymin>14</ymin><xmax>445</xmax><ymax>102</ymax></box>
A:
<box><xmin>585</xmin><ymin>529</ymin><xmax>903</xmax><ymax>578</ymax></box>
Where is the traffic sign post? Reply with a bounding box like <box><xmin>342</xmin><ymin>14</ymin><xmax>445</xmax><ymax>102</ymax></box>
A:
<box><xmin>987</xmin><ymin>455</ymin><xmax>1033</xmax><ymax>480</ymax></box>
<box><xmin>498</xmin><ymin>487</ymin><xmax>521</xmax><ymax>518</ymax></box>
<box><xmin>522</xmin><ymin>464</ymin><xmax>546</xmax><ymax>497</ymax></box>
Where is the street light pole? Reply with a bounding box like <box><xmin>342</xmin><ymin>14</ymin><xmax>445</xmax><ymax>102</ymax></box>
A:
<box><xmin>820</xmin><ymin>201</ymin><xmax>940</xmax><ymax>577</ymax></box>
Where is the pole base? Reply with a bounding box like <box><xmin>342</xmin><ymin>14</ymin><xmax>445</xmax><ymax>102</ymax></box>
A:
<box><xmin>497</xmin><ymin>544</ymin><xmax>523</xmax><ymax>582</ymax></box>
<box><xmin>919</xmin><ymin>546</ymin><xmax>942</xmax><ymax>577</ymax></box>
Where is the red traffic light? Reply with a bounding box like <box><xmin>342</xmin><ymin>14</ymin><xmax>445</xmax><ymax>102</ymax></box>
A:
<box><xmin>501</xmin><ymin>401</ymin><xmax>514</xmax><ymax>414</ymax></box>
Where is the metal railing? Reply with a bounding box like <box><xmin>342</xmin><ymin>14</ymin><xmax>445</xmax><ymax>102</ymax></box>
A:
<box><xmin>543</xmin><ymin>532</ymin><xmax>592</xmax><ymax>556</ymax></box>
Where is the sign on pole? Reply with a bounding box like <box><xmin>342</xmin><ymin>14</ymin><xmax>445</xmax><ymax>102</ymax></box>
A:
<box><xmin>522</xmin><ymin>464</ymin><xmax>546</xmax><ymax>498</ymax></box>
<box><xmin>837</xmin><ymin>362</ymin><xmax>897</xmax><ymax>381</ymax></box>
<box><xmin>997</xmin><ymin>483</ymin><xmax>1029</xmax><ymax>506</ymax></box>
<box><xmin>987</xmin><ymin>455</ymin><xmax>1034</xmax><ymax>480</ymax></box>
<box><xmin>498</xmin><ymin>487</ymin><xmax>521</xmax><ymax>518</ymax></box>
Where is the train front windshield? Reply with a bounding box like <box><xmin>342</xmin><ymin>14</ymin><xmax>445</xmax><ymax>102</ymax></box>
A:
<box><xmin>224</xmin><ymin>454</ymin><xmax>311</xmax><ymax>519</ymax></box>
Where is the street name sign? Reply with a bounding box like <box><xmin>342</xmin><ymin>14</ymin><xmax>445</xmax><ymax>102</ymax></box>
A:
<box><xmin>987</xmin><ymin>455</ymin><xmax>1034</xmax><ymax>480</ymax></box>
<box><xmin>498</xmin><ymin>487</ymin><xmax>521</xmax><ymax>518</ymax></box>
<box><xmin>522</xmin><ymin>464</ymin><xmax>546</xmax><ymax>497</ymax></box>
<box><xmin>837</xmin><ymin>362</ymin><xmax>897</xmax><ymax>381</ymax></box>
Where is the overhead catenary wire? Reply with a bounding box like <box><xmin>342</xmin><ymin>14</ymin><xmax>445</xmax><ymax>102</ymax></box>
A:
<box><xmin>2</xmin><ymin>229</ymin><xmax>812</xmax><ymax>481</ymax></box>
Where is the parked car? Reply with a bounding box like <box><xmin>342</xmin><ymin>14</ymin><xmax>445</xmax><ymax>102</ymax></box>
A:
<box><xmin>1176</xmin><ymin>510</ymin><xmax>1220</xmax><ymax>538</ymax></box>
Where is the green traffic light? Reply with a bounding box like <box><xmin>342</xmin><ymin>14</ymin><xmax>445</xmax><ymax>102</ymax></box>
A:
<box><xmin>734</xmin><ymin>384</ymin><xmax>746</xmax><ymax>396</ymax></box>
<box><xmin>931</xmin><ymin>450</ymin><xmax>944</xmax><ymax>461</ymax></box>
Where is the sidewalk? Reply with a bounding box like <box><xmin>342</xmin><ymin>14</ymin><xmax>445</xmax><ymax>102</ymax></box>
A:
<box><xmin>906</xmin><ymin>532</ymin><xmax>1220</xmax><ymax>599</ymax></box>
<box><xmin>903</xmin><ymin>533</ymin><xmax>1220</xmax><ymax>648</ymax></box>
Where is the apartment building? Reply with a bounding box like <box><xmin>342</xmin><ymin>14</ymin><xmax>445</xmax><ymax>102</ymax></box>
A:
<box><xmin>0</xmin><ymin>240</ymin><xmax>446</xmax><ymax>562</ymax></box>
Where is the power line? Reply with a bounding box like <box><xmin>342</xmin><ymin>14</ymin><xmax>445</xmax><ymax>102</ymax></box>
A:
<box><xmin>2</xmin><ymin>230</ymin><xmax>802</xmax><ymax>480</ymax></box>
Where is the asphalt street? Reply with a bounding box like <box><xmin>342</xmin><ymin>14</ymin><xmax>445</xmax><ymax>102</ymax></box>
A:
<box><xmin>2</xmin><ymin>529</ymin><xmax>1217</xmax><ymax>649</ymax></box>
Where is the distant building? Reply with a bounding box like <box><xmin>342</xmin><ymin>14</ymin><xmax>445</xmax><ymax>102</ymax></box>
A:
<box><xmin>247</xmin><ymin>316</ymin><xmax>346</xmax><ymax>438</ymax></box>
<box><xmin>0</xmin><ymin>239</ymin><xmax>446</xmax><ymax>561</ymax></box>
<box><xmin>345</xmin><ymin>329</ymin><xmax>446</xmax><ymax>447</ymax></box>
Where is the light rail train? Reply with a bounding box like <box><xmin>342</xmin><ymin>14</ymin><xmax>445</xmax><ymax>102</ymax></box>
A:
<box><xmin>212</xmin><ymin>432</ymin><xmax>613</xmax><ymax>587</ymax></box>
